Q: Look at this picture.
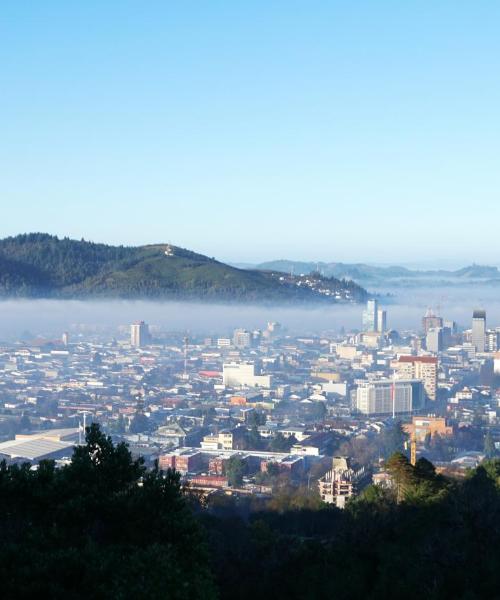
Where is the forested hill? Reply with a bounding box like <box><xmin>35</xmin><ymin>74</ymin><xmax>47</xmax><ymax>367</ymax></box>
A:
<box><xmin>0</xmin><ymin>234</ymin><xmax>367</xmax><ymax>303</ymax></box>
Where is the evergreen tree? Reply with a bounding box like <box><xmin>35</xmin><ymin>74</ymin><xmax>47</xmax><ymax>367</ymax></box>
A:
<box><xmin>484</xmin><ymin>430</ymin><xmax>496</xmax><ymax>458</ymax></box>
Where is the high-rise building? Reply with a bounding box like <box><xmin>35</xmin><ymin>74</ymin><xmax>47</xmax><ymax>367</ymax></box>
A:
<box><xmin>130</xmin><ymin>321</ymin><xmax>150</xmax><ymax>348</ymax></box>
<box><xmin>395</xmin><ymin>356</ymin><xmax>438</xmax><ymax>401</ymax></box>
<box><xmin>486</xmin><ymin>330</ymin><xmax>500</xmax><ymax>353</ymax></box>
<box><xmin>354</xmin><ymin>379</ymin><xmax>424</xmax><ymax>415</ymax></box>
<box><xmin>472</xmin><ymin>310</ymin><xmax>486</xmax><ymax>353</ymax></box>
<box><xmin>422</xmin><ymin>309</ymin><xmax>443</xmax><ymax>334</ymax></box>
<box><xmin>362</xmin><ymin>300</ymin><xmax>378</xmax><ymax>332</ymax></box>
<box><xmin>426</xmin><ymin>328</ymin><xmax>443</xmax><ymax>353</ymax></box>
<box><xmin>377</xmin><ymin>309</ymin><xmax>387</xmax><ymax>334</ymax></box>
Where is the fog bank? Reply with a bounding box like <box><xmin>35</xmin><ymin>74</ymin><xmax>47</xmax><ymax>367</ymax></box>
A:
<box><xmin>0</xmin><ymin>285</ymin><xmax>499</xmax><ymax>341</ymax></box>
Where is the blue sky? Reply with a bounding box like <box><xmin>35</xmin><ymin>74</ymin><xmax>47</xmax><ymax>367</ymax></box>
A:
<box><xmin>1</xmin><ymin>1</ymin><xmax>499</xmax><ymax>265</ymax></box>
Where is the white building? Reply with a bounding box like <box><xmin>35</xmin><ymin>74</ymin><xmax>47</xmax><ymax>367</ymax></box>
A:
<box><xmin>355</xmin><ymin>379</ymin><xmax>424</xmax><ymax>416</ymax></box>
<box><xmin>130</xmin><ymin>321</ymin><xmax>150</xmax><ymax>348</ymax></box>
<box><xmin>222</xmin><ymin>362</ymin><xmax>271</xmax><ymax>388</ymax></box>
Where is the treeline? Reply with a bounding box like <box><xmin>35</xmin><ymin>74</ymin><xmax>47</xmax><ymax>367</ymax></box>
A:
<box><xmin>204</xmin><ymin>453</ymin><xmax>500</xmax><ymax>599</ymax></box>
<box><xmin>2</xmin><ymin>426</ymin><xmax>500</xmax><ymax>599</ymax></box>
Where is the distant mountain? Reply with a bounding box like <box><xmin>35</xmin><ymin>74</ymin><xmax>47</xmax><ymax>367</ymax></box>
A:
<box><xmin>247</xmin><ymin>260</ymin><xmax>500</xmax><ymax>287</ymax></box>
<box><xmin>0</xmin><ymin>234</ymin><xmax>367</xmax><ymax>303</ymax></box>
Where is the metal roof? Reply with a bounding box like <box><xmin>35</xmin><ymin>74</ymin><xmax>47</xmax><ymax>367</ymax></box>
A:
<box><xmin>0</xmin><ymin>438</ymin><xmax>74</xmax><ymax>460</ymax></box>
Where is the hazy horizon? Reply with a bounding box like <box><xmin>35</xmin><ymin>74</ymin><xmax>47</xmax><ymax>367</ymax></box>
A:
<box><xmin>0</xmin><ymin>285</ymin><xmax>498</xmax><ymax>342</ymax></box>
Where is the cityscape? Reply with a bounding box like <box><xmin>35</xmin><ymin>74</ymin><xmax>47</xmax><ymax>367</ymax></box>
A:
<box><xmin>2</xmin><ymin>1</ymin><xmax>500</xmax><ymax>598</ymax></box>
<box><xmin>1</xmin><ymin>300</ymin><xmax>497</xmax><ymax>502</ymax></box>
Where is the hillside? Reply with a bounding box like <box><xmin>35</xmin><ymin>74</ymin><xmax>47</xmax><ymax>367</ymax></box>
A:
<box><xmin>0</xmin><ymin>234</ymin><xmax>367</xmax><ymax>303</ymax></box>
<box><xmin>248</xmin><ymin>259</ymin><xmax>500</xmax><ymax>288</ymax></box>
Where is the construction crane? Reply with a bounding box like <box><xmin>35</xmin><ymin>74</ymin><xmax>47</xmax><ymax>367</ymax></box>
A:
<box><xmin>410</xmin><ymin>431</ymin><xmax>417</xmax><ymax>466</ymax></box>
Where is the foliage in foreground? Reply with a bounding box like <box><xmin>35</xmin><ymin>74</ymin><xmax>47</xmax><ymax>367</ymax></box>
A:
<box><xmin>0</xmin><ymin>424</ymin><xmax>216</xmax><ymax>600</ymax></box>
<box><xmin>202</xmin><ymin>454</ymin><xmax>500</xmax><ymax>600</ymax></box>
<box><xmin>3</xmin><ymin>427</ymin><xmax>500</xmax><ymax>599</ymax></box>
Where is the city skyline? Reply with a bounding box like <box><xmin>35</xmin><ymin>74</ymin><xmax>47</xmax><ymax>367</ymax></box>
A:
<box><xmin>2</xmin><ymin>2</ymin><xmax>500</xmax><ymax>263</ymax></box>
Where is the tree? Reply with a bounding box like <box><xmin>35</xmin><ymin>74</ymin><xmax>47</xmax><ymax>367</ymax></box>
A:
<box><xmin>266</xmin><ymin>462</ymin><xmax>281</xmax><ymax>478</ymax></box>
<box><xmin>386</xmin><ymin>452</ymin><xmax>414</xmax><ymax>503</ymax></box>
<box><xmin>429</xmin><ymin>432</ymin><xmax>452</xmax><ymax>461</ymax></box>
<box><xmin>0</xmin><ymin>423</ymin><xmax>216</xmax><ymax>599</ymax></box>
<box><xmin>225</xmin><ymin>456</ymin><xmax>246</xmax><ymax>487</ymax></box>
<box><xmin>19</xmin><ymin>413</ymin><xmax>31</xmax><ymax>431</ymax></box>
<box><xmin>247</xmin><ymin>411</ymin><xmax>265</xmax><ymax>429</ymax></box>
<box><xmin>381</xmin><ymin>421</ymin><xmax>408</xmax><ymax>458</ymax></box>
<box><xmin>484</xmin><ymin>431</ymin><xmax>496</xmax><ymax>459</ymax></box>
<box><xmin>129</xmin><ymin>412</ymin><xmax>150</xmax><ymax>434</ymax></box>
<box><xmin>246</xmin><ymin>426</ymin><xmax>263</xmax><ymax>450</ymax></box>
<box><xmin>413</xmin><ymin>457</ymin><xmax>436</xmax><ymax>480</ymax></box>
<box><xmin>269</xmin><ymin>433</ymin><xmax>297</xmax><ymax>453</ymax></box>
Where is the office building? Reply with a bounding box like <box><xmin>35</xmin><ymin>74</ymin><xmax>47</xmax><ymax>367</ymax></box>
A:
<box><xmin>472</xmin><ymin>310</ymin><xmax>486</xmax><ymax>353</ymax></box>
<box><xmin>395</xmin><ymin>356</ymin><xmax>438</xmax><ymax>401</ymax></box>
<box><xmin>233</xmin><ymin>328</ymin><xmax>252</xmax><ymax>349</ymax></box>
<box><xmin>486</xmin><ymin>330</ymin><xmax>500</xmax><ymax>353</ymax></box>
<box><xmin>362</xmin><ymin>300</ymin><xmax>378</xmax><ymax>332</ymax></box>
<box><xmin>377</xmin><ymin>309</ymin><xmax>387</xmax><ymax>334</ymax></box>
<box><xmin>355</xmin><ymin>379</ymin><xmax>424</xmax><ymax>415</ymax></box>
<box><xmin>426</xmin><ymin>328</ymin><xmax>443</xmax><ymax>353</ymax></box>
<box><xmin>130</xmin><ymin>321</ymin><xmax>150</xmax><ymax>348</ymax></box>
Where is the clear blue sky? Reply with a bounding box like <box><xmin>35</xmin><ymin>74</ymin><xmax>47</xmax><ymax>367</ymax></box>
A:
<box><xmin>1</xmin><ymin>1</ymin><xmax>499</xmax><ymax>265</ymax></box>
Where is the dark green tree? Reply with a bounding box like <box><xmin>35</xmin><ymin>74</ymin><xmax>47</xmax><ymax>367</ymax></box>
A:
<box><xmin>269</xmin><ymin>433</ymin><xmax>297</xmax><ymax>452</ymax></box>
<box><xmin>129</xmin><ymin>412</ymin><xmax>150</xmax><ymax>434</ymax></box>
<box><xmin>0</xmin><ymin>423</ymin><xmax>216</xmax><ymax>599</ymax></box>
<box><xmin>484</xmin><ymin>430</ymin><xmax>496</xmax><ymax>459</ymax></box>
<box><xmin>246</xmin><ymin>425</ymin><xmax>263</xmax><ymax>450</ymax></box>
<box><xmin>386</xmin><ymin>451</ymin><xmax>414</xmax><ymax>503</ymax></box>
<box><xmin>224</xmin><ymin>456</ymin><xmax>246</xmax><ymax>487</ymax></box>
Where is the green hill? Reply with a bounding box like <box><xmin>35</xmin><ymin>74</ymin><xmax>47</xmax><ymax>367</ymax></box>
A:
<box><xmin>0</xmin><ymin>234</ymin><xmax>367</xmax><ymax>302</ymax></box>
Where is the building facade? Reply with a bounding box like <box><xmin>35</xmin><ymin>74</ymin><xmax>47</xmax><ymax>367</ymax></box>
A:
<box><xmin>130</xmin><ymin>321</ymin><xmax>150</xmax><ymax>348</ymax></box>
<box><xmin>318</xmin><ymin>456</ymin><xmax>368</xmax><ymax>508</ymax></box>
<box><xmin>362</xmin><ymin>300</ymin><xmax>378</xmax><ymax>332</ymax></box>
<box><xmin>222</xmin><ymin>362</ymin><xmax>271</xmax><ymax>388</ymax></box>
<box><xmin>472</xmin><ymin>310</ymin><xmax>486</xmax><ymax>353</ymax></box>
<box><xmin>355</xmin><ymin>379</ymin><xmax>424</xmax><ymax>415</ymax></box>
<box><xmin>395</xmin><ymin>356</ymin><xmax>438</xmax><ymax>401</ymax></box>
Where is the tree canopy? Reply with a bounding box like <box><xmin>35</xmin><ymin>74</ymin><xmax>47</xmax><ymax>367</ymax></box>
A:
<box><xmin>0</xmin><ymin>424</ymin><xmax>216</xmax><ymax>599</ymax></box>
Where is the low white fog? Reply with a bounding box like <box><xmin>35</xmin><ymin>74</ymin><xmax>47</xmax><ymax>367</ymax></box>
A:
<box><xmin>0</xmin><ymin>285</ymin><xmax>499</xmax><ymax>341</ymax></box>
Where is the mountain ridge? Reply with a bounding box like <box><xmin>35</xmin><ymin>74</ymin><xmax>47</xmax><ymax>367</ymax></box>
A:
<box><xmin>240</xmin><ymin>259</ymin><xmax>500</xmax><ymax>287</ymax></box>
<box><xmin>0</xmin><ymin>234</ymin><xmax>367</xmax><ymax>303</ymax></box>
